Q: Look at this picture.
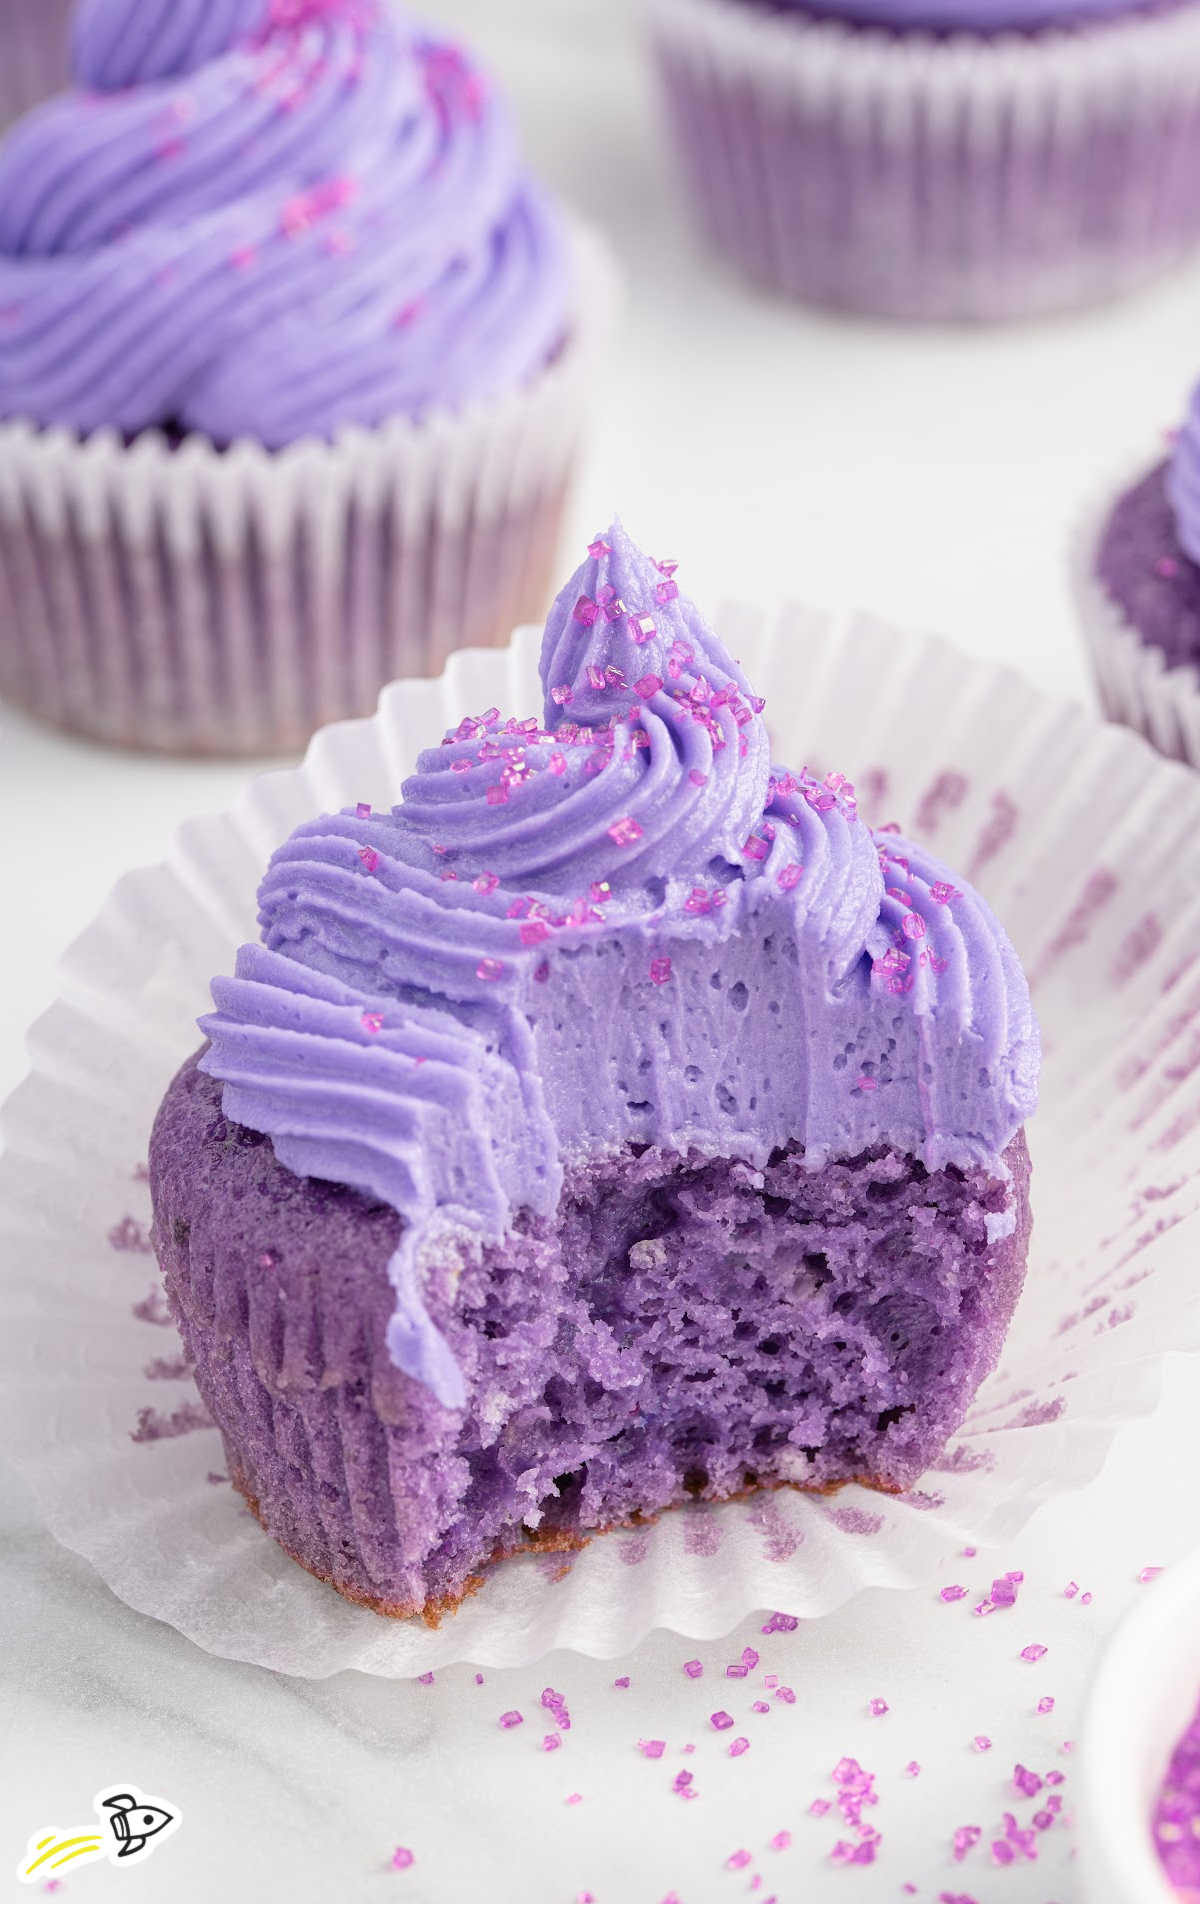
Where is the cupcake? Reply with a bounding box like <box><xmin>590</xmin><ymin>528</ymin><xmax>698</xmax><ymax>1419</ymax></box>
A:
<box><xmin>1</xmin><ymin>0</ymin><xmax>73</xmax><ymax>127</ymax></box>
<box><xmin>648</xmin><ymin>0</ymin><xmax>1200</xmax><ymax>320</ymax></box>
<box><xmin>0</xmin><ymin>0</ymin><xmax>614</xmax><ymax>756</ymax></box>
<box><xmin>1077</xmin><ymin>403</ymin><xmax>1200</xmax><ymax>767</ymax></box>
<box><xmin>148</xmin><ymin>522</ymin><xmax>1039</xmax><ymax>1621</ymax></box>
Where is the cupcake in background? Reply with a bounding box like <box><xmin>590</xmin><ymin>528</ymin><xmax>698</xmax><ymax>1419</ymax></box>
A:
<box><xmin>1076</xmin><ymin>394</ymin><xmax>1200</xmax><ymax>769</ymax></box>
<box><xmin>1</xmin><ymin>0</ymin><xmax>73</xmax><ymax>127</ymax></box>
<box><xmin>648</xmin><ymin>0</ymin><xmax>1200</xmax><ymax>321</ymax></box>
<box><xmin>0</xmin><ymin>0</ymin><xmax>616</xmax><ymax>756</ymax></box>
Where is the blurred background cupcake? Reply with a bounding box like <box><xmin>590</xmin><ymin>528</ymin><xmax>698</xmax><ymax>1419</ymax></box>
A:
<box><xmin>1074</xmin><ymin>389</ymin><xmax>1200</xmax><ymax>769</ymax></box>
<box><xmin>648</xmin><ymin>0</ymin><xmax>1200</xmax><ymax>321</ymax></box>
<box><xmin>1</xmin><ymin>0</ymin><xmax>73</xmax><ymax>128</ymax></box>
<box><xmin>0</xmin><ymin>0</ymin><xmax>616</xmax><ymax>756</ymax></box>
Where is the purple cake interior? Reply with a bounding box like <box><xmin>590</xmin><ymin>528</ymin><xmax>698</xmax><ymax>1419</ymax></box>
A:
<box><xmin>1094</xmin><ymin>458</ymin><xmax>1200</xmax><ymax>671</ymax></box>
<box><xmin>150</xmin><ymin>521</ymin><xmax>1038</xmax><ymax>1620</ymax></box>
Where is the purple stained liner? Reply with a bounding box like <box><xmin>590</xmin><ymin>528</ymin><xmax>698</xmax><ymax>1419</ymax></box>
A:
<box><xmin>650</xmin><ymin>0</ymin><xmax>1200</xmax><ymax>322</ymax></box>
<box><xmin>150</xmin><ymin>523</ymin><xmax>1037</xmax><ymax>1617</ymax></box>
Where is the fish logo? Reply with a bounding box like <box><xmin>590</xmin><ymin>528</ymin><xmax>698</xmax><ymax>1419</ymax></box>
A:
<box><xmin>16</xmin><ymin>1785</ymin><xmax>181</xmax><ymax>1883</ymax></box>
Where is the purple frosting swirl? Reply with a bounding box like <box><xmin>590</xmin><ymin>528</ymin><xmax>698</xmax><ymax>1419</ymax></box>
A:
<box><xmin>200</xmin><ymin>524</ymin><xmax>1039</xmax><ymax>1408</ymax></box>
<box><xmin>767</xmin><ymin>0</ymin><xmax>1156</xmax><ymax>30</ymax></box>
<box><xmin>0</xmin><ymin>0</ymin><xmax>570</xmax><ymax>445</ymax></box>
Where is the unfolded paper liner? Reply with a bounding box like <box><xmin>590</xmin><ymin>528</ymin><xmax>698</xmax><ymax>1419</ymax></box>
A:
<box><xmin>2</xmin><ymin>608</ymin><xmax>1200</xmax><ymax>1677</ymax></box>
<box><xmin>0</xmin><ymin>0</ymin><xmax>72</xmax><ymax>128</ymax></box>
<box><xmin>0</xmin><ymin>219</ymin><xmax>618</xmax><ymax>758</ymax></box>
<box><xmin>648</xmin><ymin>0</ymin><xmax>1200</xmax><ymax>320</ymax></box>
<box><xmin>1073</xmin><ymin>461</ymin><xmax>1200</xmax><ymax>771</ymax></box>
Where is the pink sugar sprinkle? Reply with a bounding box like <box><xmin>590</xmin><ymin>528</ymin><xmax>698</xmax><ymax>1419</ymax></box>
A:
<box><xmin>476</xmin><ymin>957</ymin><xmax>505</xmax><ymax>982</ymax></box>
<box><xmin>683</xmin><ymin>1659</ymin><xmax>703</xmax><ymax>1679</ymax></box>
<box><xmin>774</xmin><ymin>1687</ymin><xmax>796</xmax><ymax>1705</ymax></box>
<box><xmin>940</xmin><ymin>1584</ymin><xmax>967</xmax><ymax>1602</ymax></box>
<box><xmin>534</xmin><ymin>960</ymin><xmax>550</xmax><ymax>983</ymax></box>
<box><xmin>990</xmin><ymin>1573</ymin><xmax>1020</xmax><ymax>1608</ymax></box>
<box><xmin>486</xmin><ymin>784</ymin><xmax>509</xmax><ymax>806</ymax></box>
<box><xmin>963</xmin><ymin>1546</ymin><xmax>977</xmax><ymax>1558</ymax></box>
<box><xmin>905</xmin><ymin>1761</ymin><xmax>921</xmax><ymax>1777</ymax></box>
<box><xmin>688</xmin><ymin>769</ymin><xmax>708</xmax><ymax>787</ymax></box>
<box><xmin>1081</xmin><ymin>1592</ymin><xmax>1093</xmax><ymax>1606</ymax></box>
<box><xmin>357</xmin><ymin>845</ymin><xmax>379</xmax><ymax>872</ymax></box>
<box><xmin>727</xmin><ymin>1850</ymin><xmax>752</xmax><ymax>1870</ymax></box>
<box><xmin>355</xmin><ymin>801</ymin><xmax>372</xmax><ymax>818</ymax></box>
<box><xmin>763</xmin><ymin>1673</ymin><xmax>780</xmax><ymax>1688</ymax></box>
<box><xmin>520</xmin><ymin>921</ymin><xmax>550</xmax><ymax>946</ymax></box>
<box><xmin>711</xmin><ymin>1711</ymin><xmax>735</xmax><ymax>1730</ymax></box>
<box><xmin>762</xmin><ymin>1612</ymin><xmax>798</xmax><ymax>1634</ymax></box>
<box><xmin>551</xmin><ymin>683</ymin><xmax>574</xmax><ymax>707</ymax></box>
<box><xmin>573</xmin><ymin>594</ymin><xmax>598</xmax><ymax>627</ymax></box>
<box><xmin>655</xmin><ymin>579</ymin><xmax>680</xmax><ymax>604</ymax></box>
<box><xmin>639</xmin><ymin>1739</ymin><xmax>666</xmax><ymax>1759</ymax></box>
<box><xmin>566</xmin><ymin>1793</ymin><xmax>582</xmax><ymax>1806</ymax></box>
<box><xmin>673</xmin><ymin>1771</ymin><xmax>694</xmax><ymax>1794</ymax></box>
<box><xmin>473</xmin><ymin>871</ymin><xmax>499</xmax><ymax>894</ymax></box>
<box><xmin>498</xmin><ymin>1710</ymin><xmax>523</xmax><ymax>1729</ymax></box>
<box><xmin>543</xmin><ymin>1734</ymin><xmax>561</xmax><ymax>1752</ymax></box>
<box><xmin>650</xmin><ymin>957</ymin><xmax>672</xmax><ymax>985</ymax></box>
<box><xmin>777</xmin><ymin>863</ymin><xmax>804</xmax><ymax>891</ymax></box>
<box><xmin>991</xmin><ymin>1841</ymin><xmax>1015</xmax><ymax>1867</ymax></box>
<box><xmin>729</xmin><ymin>1737</ymin><xmax>751</xmax><ymax>1757</ymax></box>
<box><xmin>608</xmin><ymin>815</ymin><xmax>644</xmax><ymax>847</ymax></box>
<box><xmin>636</xmin><ymin>672</ymin><xmax>663</xmax><ymax>698</ymax></box>
<box><xmin>588</xmin><ymin>537</ymin><xmax>611</xmax><ymax>559</ymax></box>
<box><xmin>361</xmin><ymin>1010</ymin><xmax>384</xmax><ymax>1034</ymax></box>
<box><xmin>771</xmin><ymin>1831</ymin><xmax>792</xmax><ymax>1851</ymax></box>
<box><xmin>726</xmin><ymin>1662</ymin><xmax>749</xmax><ymax>1680</ymax></box>
<box><xmin>973</xmin><ymin>1736</ymin><xmax>992</xmax><ymax>1753</ymax></box>
<box><xmin>857</xmin><ymin>1075</ymin><xmax>879</xmax><ymax>1093</ymax></box>
<box><xmin>629</xmin><ymin>612</ymin><xmax>657</xmax><ymax>645</ymax></box>
<box><xmin>548</xmin><ymin>749</ymin><xmax>567</xmax><ymax>777</ymax></box>
<box><xmin>753</xmin><ymin>1701</ymin><xmax>770</xmax><ymax>1714</ymax></box>
<box><xmin>391</xmin><ymin>1847</ymin><xmax>414</xmax><ymax>1870</ymax></box>
<box><xmin>1013</xmin><ymin>1764</ymin><xmax>1043</xmax><ymax>1799</ymax></box>
<box><xmin>1045</xmin><ymin>1769</ymin><xmax>1065</xmax><ymax>1785</ymax></box>
<box><xmin>475</xmin><ymin>1673</ymin><xmax>484</xmax><ymax>1684</ymax></box>
<box><xmin>1020</xmin><ymin>1644</ymin><xmax>1048</xmax><ymax>1663</ymax></box>
<box><xmin>1037</xmin><ymin>1696</ymin><xmax>1055</xmax><ymax>1714</ymax></box>
<box><xmin>614</xmin><ymin>1675</ymin><xmax>630</xmax><ymax>1688</ymax></box>
<box><xmin>1155</xmin><ymin>554</ymin><xmax>1181</xmax><ymax>579</ymax></box>
<box><xmin>1138</xmin><ymin>1565</ymin><xmax>1164</xmax><ymax>1584</ymax></box>
<box><xmin>416</xmin><ymin>1671</ymin><xmax>434</xmax><ymax>1685</ymax></box>
<box><xmin>809</xmin><ymin>1798</ymin><xmax>831</xmax><ymax>1817</ymax></box>
<box><xmin>1063</xmin><ymin>1581</ymin><xmax>1079</xmax><ymax>1599</ymax></box>
<box><xmin>868</xmin><ymin>1698</ymin><xmax>889</xmax><ymax>1717</ymax></box>
<box><xmin>930</xmin><ymin>881</ymin><xmax>959</xmax><ymax>904</ymax></box>
<box><xmin>953</xmin><ymin>1826</ymin><xmax>981</xmax><ymax>1861</ymax></box>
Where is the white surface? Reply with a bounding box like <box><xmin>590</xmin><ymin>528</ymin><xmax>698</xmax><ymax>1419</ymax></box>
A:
<box><xmin>4</xmin><ymin>1</ymin><xmax>1200</xmax><ymax>1899</ymax></box>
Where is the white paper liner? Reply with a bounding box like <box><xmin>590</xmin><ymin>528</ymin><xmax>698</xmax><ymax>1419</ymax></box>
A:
<box><xmin>3</xmin><ymin>608</ymin><xmax>1200</xmax><ymax>1676</ymax></box>
<box><xmin>648</xmin><ymin>0</ymin><xmax>1200</xmax><ymax>319</ymax></box>
<box><xmin>0</xmin><ymin>0</ymin><xmax>72</xmax><ymax>127</ymax></box>
<box><xmin>1073</xmin><ymin>457</ymin><xmax>1200</xmax><ymax>770</ymax></box>
<box><xmin>0</xmin><ymin>218</ymin><xmax>618</xmax><ymax>757</ymax></box>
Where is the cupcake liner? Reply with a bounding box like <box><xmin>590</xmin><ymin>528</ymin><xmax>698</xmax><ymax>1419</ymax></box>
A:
<box><xmin>3</xmin><ymin>608</ymin><xmax>1200</xmax><ymax>1676</ymax></box>
<box><xmin>1073</xmin><ymin>464</ymin><xmax>1200</xmax><ymax>769</ymax></box>
<box><xmin>648</xmin><ymin>0</ymin><xmax>1200</xmax><ymax>320</ymax></box>
<box><xmin>0</xmin><ymin>219</ymin><xmax>618</xmax><ymax>758</ymax></box>
<box><xmin>0</xmin><ymin>0</ymin><xmax>72</xmax><ymax>127</ymax></box>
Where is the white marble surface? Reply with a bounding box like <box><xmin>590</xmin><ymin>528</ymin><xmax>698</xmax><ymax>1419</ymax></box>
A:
<box><xmin>4</xmin><ymin>2</ymin><xmax>1200</xmax><ymax>1900</ymax></box>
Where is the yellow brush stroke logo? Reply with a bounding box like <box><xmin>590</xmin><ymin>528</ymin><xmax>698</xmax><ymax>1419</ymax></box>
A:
<box><xmin>17</xmin><ymin>1785</ymin><xmax>180</xmax><ymax>1883</ymax></box>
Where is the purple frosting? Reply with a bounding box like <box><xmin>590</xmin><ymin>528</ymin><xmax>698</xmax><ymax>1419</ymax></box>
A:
<box><xmin>1169</xmin><ymin>387</ymin><xmax>1200</xmax><ymax>567</ymax></box>
<box><xmin>0</xmin><ymin>0</ymin><xmax>570</xmax><ymax>446</ymax></box>
<box><xmin>762</xmin><ymin>0</ymin><xmax>1163</xmax><ymax>29</ymax></box>
<box><xmin>200</xmin><ymin>524</ymin><xmax>1039</xmax><ymax>1409</ymax></box>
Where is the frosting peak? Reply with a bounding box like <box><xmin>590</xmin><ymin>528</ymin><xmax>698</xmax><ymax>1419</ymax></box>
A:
<box><xmin>199</xmin><ymin>526</ymin><xmax>1039</xmax><ymax>1409</ymax></box>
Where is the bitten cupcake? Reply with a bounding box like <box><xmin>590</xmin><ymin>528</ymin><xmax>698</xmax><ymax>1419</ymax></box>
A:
<box><xmin>0</xmin><ymin>0</ymin><xmax>614</xmax><ymax>755</ymax></box>
<box><xmin>1076</xmin><ymin>396</ymin><xmax>1200</xmax><ymax>769</ymax></box>
<box><xmin>648</xmin><ymin>0</ymin><xmax>1200</xmax><ymax>321</ymax></box>
<box><xmin>149</xmin><ymin>522</ymin><xmax>1039</xmax><ymax>1622</ymax></box>
<box><xmin>1</xmin><ymin>0</ymin><xmax>73</xmax><ymax>127</ymax></box>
